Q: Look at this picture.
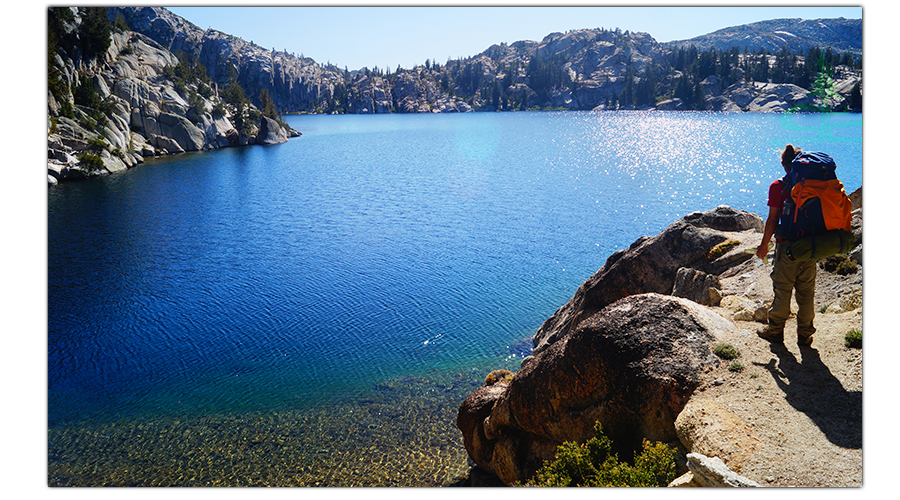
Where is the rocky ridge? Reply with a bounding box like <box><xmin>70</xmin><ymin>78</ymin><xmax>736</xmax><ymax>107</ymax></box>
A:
<box><xmin>664</xmin><ymin>17</ymin><xmax>862</xmax><ymax>56</ymax></box>
<box><xmin>108</xmin><ymin>7</ymin><xmax>861</xmax><ymax>115</ymax></box>
<box><xmin>457</xmin><ymin>190</ymin><xmax>862</xmax><ymax>487</ymax></box>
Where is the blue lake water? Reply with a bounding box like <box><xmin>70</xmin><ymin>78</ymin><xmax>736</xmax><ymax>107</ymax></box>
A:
<box><xmin>47</xmin><ymin>111</ymin><xmax>862</xmax><ymax>485</ymax></box>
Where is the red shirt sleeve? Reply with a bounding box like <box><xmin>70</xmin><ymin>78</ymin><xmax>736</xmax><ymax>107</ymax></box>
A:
<box><xmin>767</xmin><ymin>179</ymin><xmax>786</xmax><ymax>209</ymax></box>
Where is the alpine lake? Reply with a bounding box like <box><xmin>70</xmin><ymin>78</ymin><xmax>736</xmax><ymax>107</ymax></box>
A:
<box><xmin>47</xmin><ymin>110</ymin><xmax>862</xmax><ymax>486</ymax></box>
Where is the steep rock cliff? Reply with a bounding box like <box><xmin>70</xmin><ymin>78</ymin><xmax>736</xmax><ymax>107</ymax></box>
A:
<box><xmin>47</xmin><ymin>7</ymin><xmax>298</xmax><ymax>183</ymax></box>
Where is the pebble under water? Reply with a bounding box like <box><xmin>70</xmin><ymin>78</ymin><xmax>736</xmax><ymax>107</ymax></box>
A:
<box><xmin>49</xmin><ymin>371</ymin><xmax>484</xmax><ymax>487</ymax></box>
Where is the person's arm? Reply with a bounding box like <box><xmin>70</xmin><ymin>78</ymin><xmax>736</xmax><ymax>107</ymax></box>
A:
<box><xmin>756</xmin><ymin>205</ymin><xmax>780</xmax><ymax>259</ymax></box>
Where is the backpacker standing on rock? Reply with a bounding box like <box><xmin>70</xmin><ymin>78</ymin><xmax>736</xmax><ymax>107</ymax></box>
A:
<box><xmin>755</xmin><ymin>144</ymin><xmax>854</xmax><ymax>347</ymax></box>
<box><xmin>756</xmin><ymin>145</ymin><xmax>816</xmax><ymax>346</ymax></box>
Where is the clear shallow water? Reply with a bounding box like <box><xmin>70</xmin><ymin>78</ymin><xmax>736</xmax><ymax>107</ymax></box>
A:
<box><xmin>47</xmin><ymin>111</ymin><xmax>861</xmax><ymax>485</ymax></box>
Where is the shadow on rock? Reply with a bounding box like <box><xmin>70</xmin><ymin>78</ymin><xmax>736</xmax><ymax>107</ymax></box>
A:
<box><xmin>754</xmin><ymin>344</ymin><xmax>861</xmax><ymax>449</ymax></box>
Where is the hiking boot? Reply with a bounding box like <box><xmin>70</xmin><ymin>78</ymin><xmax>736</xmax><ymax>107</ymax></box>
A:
<box><xmin>797</xmin><ymin>334</ymin><xmax>814</xmax><ymax>347</ymax></box>
<box><xmin>757</xmin><ymin>325</ymin><xmax>784</xmax><ymax>344</ymax></box>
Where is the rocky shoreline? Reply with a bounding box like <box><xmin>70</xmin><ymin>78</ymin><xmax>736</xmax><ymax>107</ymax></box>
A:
<box><xmin>48</xmin><ymin>22</ymin><xmax>301</xmax><ymax>185</ymax></box>
<box><xmin>457</xmin><ymin>192</ymin><xmax>862</xmax><ymax>487</ymax></box>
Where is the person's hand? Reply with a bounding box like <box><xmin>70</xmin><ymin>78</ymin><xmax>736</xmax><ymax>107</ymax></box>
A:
<box><xmin>756</xmin><ymin>242</ymin><xmax>770</xmax><ymax>260</ymax></box>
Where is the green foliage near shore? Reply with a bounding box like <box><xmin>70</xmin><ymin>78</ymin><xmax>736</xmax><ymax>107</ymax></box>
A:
<box><xmin>844</xmin><ymin>329</ymin><xmax>862</xmax><ymax>349</ymax></box>
<box><xmin>484</xmin><ymin>369</ymin><xmax>514</xmax><ymax>386</ymax></box>
<box><xmin>528</xmin><ymin>421</ymin><xmax>676</xmax><ymax>487</ymax></box>
<box><xmin>76</xmin><ymin>151</ymin><xmax>105</xmax><ymax>173</ymax></box>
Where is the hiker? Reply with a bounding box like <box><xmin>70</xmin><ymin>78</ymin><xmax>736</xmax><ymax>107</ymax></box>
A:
<box><xmin>755</xmin><ymin>144</ymin><xmax>817</xmax><ymax>347</ymax></box>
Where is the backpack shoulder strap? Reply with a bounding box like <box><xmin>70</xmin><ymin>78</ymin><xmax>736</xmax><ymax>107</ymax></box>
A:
<box><xmin>780</xmin><ymin>174</ymin><xmax>793</xmax><ymax>203</ymax></box>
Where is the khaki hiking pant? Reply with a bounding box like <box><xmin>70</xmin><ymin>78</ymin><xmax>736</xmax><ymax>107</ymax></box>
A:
<box><xmin>768</xmin><ymin>241</ymin><xmax>817</xmax><ymax>338</ymax></box>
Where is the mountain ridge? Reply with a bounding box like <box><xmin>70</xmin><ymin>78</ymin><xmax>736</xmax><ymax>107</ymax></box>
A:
<box><xmin>108</xmin><ymin>7</ymin><xmax>862</xmax><ymax>115</ymax></box>
<box><xmin>663</xmin><ymin>17</ymin><xmax>862</xmax><ymax>55</ymax></box>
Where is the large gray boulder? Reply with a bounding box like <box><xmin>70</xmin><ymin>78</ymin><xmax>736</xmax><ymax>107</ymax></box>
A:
<box><xmin>672</xmin><ymin>267</ymin><xmax>722</xmax><ymax>306</ymax></box>
<box><xmin>745</xmin><ymin>83</ymin><xmax>813</xmax><ymax>112</ymax></box>
<box><xmin>457</xmin><ymin>293</ymin><xmax>734</xmax><ymax>485</ymax></box>
<box><xmin>155</xmin><ymin>112</ymin><xmax>205</xmax><ymax>151</ymax></box>
<box><xmin>256</xmin><ymin>116</ymin><xmax>289</xmax><ymax>145</ymax></box>
<box><xmin>532</xmin><ymin>206</ymin><xmax>763</xmax><ymax>354</ymax></box>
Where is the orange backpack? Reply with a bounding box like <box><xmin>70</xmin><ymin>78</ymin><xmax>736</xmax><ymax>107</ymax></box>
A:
<box><xmin>778</xmin><ymin>152</ymin><xmax>853</xmax><ymax>241</ymax></box>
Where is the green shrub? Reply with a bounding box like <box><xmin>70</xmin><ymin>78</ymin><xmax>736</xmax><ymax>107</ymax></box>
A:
<box><xmin>484</xmin><ymin>369</ymin><xmax>513</xmax><ymax>386</ymax></box>
<box><xmin>113</xmin><ymin>11</ymin><xmax>129</xmax><ymax>33</ymax></box>
<box><xmin>197</xmin><ymin>82</ymin><xmax>213</xmax><ymax>99</ymax></box>
<box><xmin>819</xmin><ymin>255</ymin><xmax>859</xmax><ymax>275</ymax></box>
<box><xmin>87</xmin><ymin>138</ymin><xmax>109</xmax><ymax>149</ymax></box>
<box><xmin>728</xmin><ymin>361</ymin><xmax>744</xmax><ymax>372</ymax></box>
<box><xmin>77</xmin><ymin>7</ymin><xmax>113</xmax><ymax>60</ymax></box>
<box><xmin>844</xmin><ymin>330</ymin><xmax>862</xmax><ymax>349</ymax></box>
<box><xmin>529</xmin><ymin>421</ymin><xmax>676</xmax><ymax>487</ymax></box>
<box><xmin>713</xmin><ymin>343</ymin><xmax>740</xmax><ymax>360</ymax></box>
<box><xmin>186</xmin><ymin>90</ymin><xmax>207</xmax><ymax>124</ymax></box>
<box><xmin>212</xmin><ymin>101</ymin><xmax>227</xmax><ymax>118</ymax></box>
<box><xmin>708</xmin><ymin>240</ymin><xmax>739</xmax><ymax>260</ymax></box>
<box><xmin>73</xmin><ymin>78</ymin><xmax>102</xmax><ymax>109</ymax></box>
<box><xmin>173</xmin><ymin>79</ymin><xmax>187</xmax><ymax>95</ymax></box>
<box><xmin>76</xmin><ymin>151</ymin><xmax>105</xmax><ymax>173</ymax></box>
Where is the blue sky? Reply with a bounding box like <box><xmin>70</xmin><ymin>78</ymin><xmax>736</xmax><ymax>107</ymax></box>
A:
<box><xmin>166</xmin><ymin>3</ymin><xmax>863</xmax><ymax>72</ymax></box>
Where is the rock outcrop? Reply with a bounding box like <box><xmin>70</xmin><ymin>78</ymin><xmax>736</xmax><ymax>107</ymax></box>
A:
<box><xmin>457</xmin><ymin>206</ymin><xmax>770</xmax><ymax>485</ymax></box>
<box><xmin>531</xmin><ymin>206</ymin><xmax>764</xmax><ymax>355</ymax></box>
<box><xmin>664</xmin><ymin>17</ymin><xmax>862</xmax><ymax>56</ymax></box>
<box><xmin>458</xmin><ymin>292</ymin><xmax>735</xmax><ymax>485</ymax></box>
<box><xmin>671</xmin><ymin>453</ymin><xmax>761</xmax><ymax>487</ymax></box>
<box><xmin>456</xmin><ymin>191</ymin><xmax>863</xmax><ymax>486</ymax></box>
<box><xmin>108</xmin><ymin>6</ymin><xmax>473</xmax><ymax>115</ymax></box>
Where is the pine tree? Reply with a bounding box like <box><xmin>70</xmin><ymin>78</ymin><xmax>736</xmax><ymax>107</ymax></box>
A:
<box><xmin>79</xmin><ymin>7</ymin><xmax>112</xmax><ymax>60</ymax></box>
<box><xmin>259</xmin><ymin>88</ymin><xmax>276</xmax><ymax>119</ymax></box>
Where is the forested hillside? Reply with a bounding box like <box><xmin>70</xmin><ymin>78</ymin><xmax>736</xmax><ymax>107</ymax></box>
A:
<box><xmin>101</xmin><ymin>7</ymin><xmax>861</xmax><ymax>115</ymax></box>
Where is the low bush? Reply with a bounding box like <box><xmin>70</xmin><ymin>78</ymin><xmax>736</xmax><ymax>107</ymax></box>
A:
<box><xmin>212</xmin><ymin>101</ymin><xmax>227</xmax><ymax>118</ymax></box>
<box><xmin>529</xmin><ymin>421</ymin><xmax>676</xmax><ymax>487</ymax></box>
<box><xmin>484</xmin><ymin>369</ymin><xmax>513</xmax><ymax>386</ymax></box>
<box><xmin>713</xmin><ymin>343</ymin><xmax>740</xmax><ymax>360</ymax></box>
<box><xmin>819</xmin><ymin>254</ymin><xmax>858</xmax><ymax>275</ymax></box>
<box><xmin>708</xmin><ymin>240</ymin><xmax>739</xmax><ymax>260</ymax></box>
<box><xmin>87</xmin><ymin>138</ymin><xmax>108</xmax><ymax>149</ymax></box>
<box><xmin>844</xmin><ymin>330</ymin><xmax>862</xmax><ymax>349</ymax></box>
<box><xmin>76</xmin><ymin>151</ymin><xmax>105</xmax><ymax>173</ymax></box>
